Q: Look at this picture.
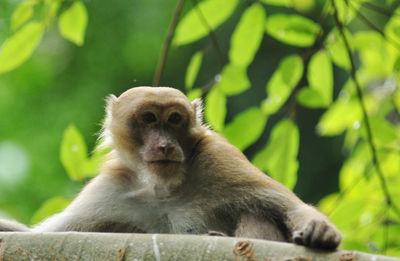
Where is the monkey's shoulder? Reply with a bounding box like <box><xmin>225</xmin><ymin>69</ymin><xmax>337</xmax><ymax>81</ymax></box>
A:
<box><xmin>192</xmin><ymin>131</ymin><xmax>273</xmax><ymax>188</ymax></box>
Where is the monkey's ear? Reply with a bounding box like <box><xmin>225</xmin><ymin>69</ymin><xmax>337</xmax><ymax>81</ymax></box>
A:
<box><xmin>105</xmin><ymin>94</ymin><xmax>117</xmax><ymax>112</ymax></box>
<box><xmin>104</xmin><ymin>94</ymin><xmax>117</xmax><ymax>127</ymax></box>
<box><xmin>192</xmin><ymin>98</ymin><xmax>204</xmax><ymax>126</ymax></box>
<box><xmin>98</xmin><ymin>94</ymin><xmax>117</xmax><ymax>149</ymax></box>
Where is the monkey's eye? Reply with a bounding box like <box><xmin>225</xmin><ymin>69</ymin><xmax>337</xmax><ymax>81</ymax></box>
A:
<box><xmin>142</xmin><ymin>112</ymin><xmax>157</xmax><ymax>124</ymax></box>
<box><xmin>168</xmin><ymin>112</ymin><xmax>182</xmax><ymax>124</ymax></box>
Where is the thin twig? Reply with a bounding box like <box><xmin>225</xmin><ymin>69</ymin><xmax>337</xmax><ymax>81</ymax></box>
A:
<box><xmin>331</xmin><ymin>0</ymin><xmax>400</xmax><ymax>218</ymax></box>
<box><xmin>198</xmin><ymin>77</ymin><xmax>218</xmax><ymax>95</ymax></box>
<box><xmin>383</xmin><ymin>206</ymin><xmax>389</xmax><ymax>254</ymax></box>
<box><xmin>153</xmin><ymin>0</ymin><xmax>186</xmax><ymax>87</ymax></box>
<box><xmin>191</xmin><ymin>0</ymin><xmax>225</xmax><ymax>69</ymax></box>
<box><xmin>358</xmin><ymin>1</ymin><xmax>397</xmax><ymax>17</ymax></box>
<box><xmin>348</xmin><ymin>1</ymin><xmax>400</xmax><ymax>52</ymax></box>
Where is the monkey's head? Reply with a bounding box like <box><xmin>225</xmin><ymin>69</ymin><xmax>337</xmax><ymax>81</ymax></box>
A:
<box><xmin>102</xmin><ymin>87</ymin><xmax>205</xmax><ymax>181</ymax></box>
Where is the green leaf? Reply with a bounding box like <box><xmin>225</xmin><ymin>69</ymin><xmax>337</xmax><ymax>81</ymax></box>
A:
<box><xmin>187</xmin><ymin>88</ymin><xmax>202</xmax><ymax>101</ymax></box>
<box><xmin>380</xmin><ymin>151</ymin><xmax>400</xmax><ymax>180</ymax></box>
<box><xmin>333</xmin><ymin>0</ymin><xmax>361</xmax><ymax>24</ymax></box>
<box><xmin>338</xmin><ymin>142</ymin><xmax>370</xmax><ymax>190</ymax></box>
<box><xmin>0</xmin><ymin>21</ymin><xmax>43</xmax><ymax>74</ymax></box>
<box><xmin>60</xmin><ymin>124</ymin><xmax>88</xmax><ymax>181</ymax></box>
<box><xmin>297</xmin><ymin>87</ymin><xmax>328</xmax><ymax>108</ymax></box>
<box><xmin>366</xmin><ymin>117</ymin><xmax>398</xmax><ymax>147</ymax></box>
<box><xmin>223</xmin><ymin>107</ymin><xmax>267</xmax><ymax>150</ymax></box>
<box><xmin>83</xmin><ymin>147</ymin><xmax>110</xmax><ymax>178</ymax></box>
<box><xmin>280</xmin><ymin>56</ymin><xmax>304</xmax><ymax>87</ymax></box>
<box><xmin>384</xmin><ymin>8</ymin><xmax>400</xmax><ymax>46</ymax></box>
<box><xmin>394</xmin><ymin>90</ymin><xmax>400</xmax><ymax>115</ymax></box>
<box><xmin>353</xmin><ymin>31</ymin><xmax>384</xmax><ymax>51</ymax></box>
<box><xmin>343</xmin><ymin>125</ymin><xmax>359</xmax><ymax>150</ymax></box>
<box><xmin>58</xmin><ymin>1</ymin><xmax>88</xmax><ymax>46</ymax></box>
<box><xmin>293</xmin><ymin>0</ymin><xmax>315</xmax><ymax>12</ymax></box>
<box><xmin>394</xmin><ymin>57</ymin><xmax>400</xmax><ymax>72</ymax></box>
<box><xmin>308</xmin><ymin>51</ymin><xmax>333</xmax><ymax>102</ymax></box>
<box><xmin>174</xmin><ymin>0</ymin><xmax>239</xmax><ymax>45</ymax></box>
<box><xmin>10</xmin><ymin>0</ymin><xmax>37</xmax><ymax>32</ymax></box>
<box><xmin>318</xmin><ymin>193</ymin><xmax>339</xmax><ymax>216</ymax></box>
<box><xmin>260</xmin><ymin>0</ymin><xmax>292</xmax><ymax>7</ymax></box>
<box><xmin>324</xmin><ymin>196</ymin><xmax>368</xmax><ymax>230</ymax></box>
<box><xmin>185</xmin><ymin>51</ymin><xmax>204</xmax><ymax>90</ymax></box>
<box><xmin>353</xmin><ymin>31</ymin><xmax>391</xmax><ymax>77</ymax></box>
<box><xmin>218</xmin><ymin>64</ymin><xmax>251</xmax><ymax>96</ymax></box>
<box><xmin>253</xmin><ymin>119</ymin><xmax>299</xmax><ymax>190</ymax></box>
<box><xmin>298</xmin><ymin>50</ymin><xmax>333</xmax><ymax>108</ymax></box>
<box><xmin>325</xmin><ymin>28</ymin><xmax>352</xmax><ymax>70</ymax></box>
<box><xmin>265</xmin><ymin>14</ymin><xmax>321</xmax><ymax>47</ymax></box>
<box><xmin>229</xmin><ymin>3</ymin><xmax>266</xmax><ymax>67</ymax></box>
<box><xmin>43</xmin><ymin>0</ymin><xmax>62</xmax><ymax>27</ymax></box>
<box><xmin>205</xmin><ymin>87</ymin><xmax>226</xmax><ymax>132</ymax></box>
<box><xmin>317</xmin><ymin>98</ymin><xmax>362</xmax><ymax>136</ymax></box>
<box><xmin>31</xmin><ymin>196</ymin><xmax>71</xmax><ymax>225</ymax></box>
<box><xmin>261</xmin><ymin>55</ymin><xmax>303</xmax><ymax>115</ymax></box>
<box><xmin>262</xmin><ymin>0</ymin><xmax>315</xmax><ymax>11</ymax></box>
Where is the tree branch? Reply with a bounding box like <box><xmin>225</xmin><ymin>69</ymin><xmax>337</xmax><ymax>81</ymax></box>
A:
<box><xmin>191</xmin><ymin>0</ymin><xmax>225</xmax><ymax>69</ymax></box>
<box><xmin>153</xmin><ymin>0</ymin><xmax>186</xmax><ymax>87</ymax></box>
<box><xmin>331</xmin><ymin>0</ymin><xmax>400</xmax><ymax>218</ymax></box>
<box><xmin>0</xmin><ymin>232</ymin><xmax>398</xmax><ymax>261</ymax></box>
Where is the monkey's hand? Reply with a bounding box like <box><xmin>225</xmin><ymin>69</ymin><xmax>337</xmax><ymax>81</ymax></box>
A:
<box><xmin>207</xmin><ymin>231</ymin><xmax>228</xmax><ymax>237</ymax></box>
<box><xmin>292</xmin><ymin>219</ymin><xmax>342</xmax><ymax>250</ymax></box>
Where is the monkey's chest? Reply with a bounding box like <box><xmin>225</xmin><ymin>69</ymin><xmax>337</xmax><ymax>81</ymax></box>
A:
<box><xmin>130</xmin><ymin>201</ymin><xmax>209</xmax><ymax>234</ymax></box>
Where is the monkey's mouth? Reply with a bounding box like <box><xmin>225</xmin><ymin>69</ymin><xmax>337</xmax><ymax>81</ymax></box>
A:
<box><xmin>146</xmin><ymin>160</ymin><xmax>181</xmax><ymax>164</ymax></box>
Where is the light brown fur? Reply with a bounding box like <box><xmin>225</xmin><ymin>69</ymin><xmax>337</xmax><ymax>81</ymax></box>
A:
<box><xmin>0</xmin><ymin>86</ymin><xmax>341</xmax><ymax>249</ymax></box>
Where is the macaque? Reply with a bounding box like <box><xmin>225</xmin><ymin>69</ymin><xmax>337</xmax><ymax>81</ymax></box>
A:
<box><xmin>0</xmin><ymin>87</ymin><xmax>341</xmax><ymax>249</ymax></box>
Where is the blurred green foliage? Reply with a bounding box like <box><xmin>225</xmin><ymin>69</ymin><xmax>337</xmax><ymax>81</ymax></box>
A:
<box><xmin>0</xmin><ymin>0</ymin><xmax>400</xmax><ymax>257</ymax></box>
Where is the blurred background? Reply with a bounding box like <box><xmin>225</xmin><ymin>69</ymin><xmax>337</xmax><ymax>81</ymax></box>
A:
<box><xmin>0</xmin><ymin>0</ymin><xmax>384</xmax><ymax>225</ymax></box>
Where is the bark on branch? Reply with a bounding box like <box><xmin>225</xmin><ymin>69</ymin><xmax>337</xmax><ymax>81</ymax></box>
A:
<box><xmin>0</xmin><ymin>232</ymin><xmax>399</xmax><ymax>261</ymax></box>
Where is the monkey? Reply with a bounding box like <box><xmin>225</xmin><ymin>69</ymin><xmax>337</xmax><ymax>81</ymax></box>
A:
<box><xmin>0</xmin><ymin>219</ymin><xmax>29</xmax><ymax>232</ymax></box>
<box><xmin>0</xmin><ymin>86</ymin><xmax>341</xmax><ymax>250</ymax></box>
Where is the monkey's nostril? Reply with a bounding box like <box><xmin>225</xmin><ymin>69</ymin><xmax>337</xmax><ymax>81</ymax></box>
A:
<box><xmin>158</xmin><ymin>144</ymin><xmax>173</xmax><ymax>155</ymax></box>
<box><xmin>158</xmin><ymin>145</ymin><xmax>167</xmax><ymax>154</ymax></box>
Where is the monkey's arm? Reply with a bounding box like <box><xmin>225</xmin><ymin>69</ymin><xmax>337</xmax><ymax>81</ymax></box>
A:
<box><xmin>33</xmin><ymin>174</ymin><xmax>143</xmax><ymax>233</ymax></box>
<box><xmin>250</xmin><ymin>174</ymin><xmax>342</xmax><ymax>249</ymax></box>
<box><xmin>0</xmin><ymin>219</ymin><xmax>30</xmax><ymax>232</ymax></box>
<box><xmin>245</xmin><ymin>182</ymin><xmax>342</xmax><ymax>249</ymax></box>
<box><xmin>195</xmin><ymin>133</ymin><xmax>341</xmax><ymax>249</ymax></box>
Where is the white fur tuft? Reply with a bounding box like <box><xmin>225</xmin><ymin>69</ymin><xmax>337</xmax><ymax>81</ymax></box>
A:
<box><xmin>98</xmin><ymin>94</ymin><xmax>117</xmax><ymax>149</ymax></box>
<box><xmin>192</xmin><ymin>98</ymin><xmax>204</xmax><ymax>126</ymax></box>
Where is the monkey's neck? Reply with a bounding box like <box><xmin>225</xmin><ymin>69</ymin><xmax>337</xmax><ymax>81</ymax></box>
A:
<box><xmin>136</xmin><ymin>166</ymin><xmax>185</xmax><ymax>199</ymax></box>
<box><xmin>103</xmin><ymin>150</ymin><xmax>184</xmax><ymax>200</ymax></box>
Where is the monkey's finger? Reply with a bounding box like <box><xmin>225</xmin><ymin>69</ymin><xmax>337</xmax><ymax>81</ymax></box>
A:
<box><xmin>320</xmin><ymin>226</ymin><xmax>342</xmax><ymax>249</ymax></box>
<box><xmin>207</xmin><ymin>231</ymin><xmax>227</xmax><ymax>237</ymax></box>
<box><xmin>293</xmin><ymin>220</ymin><xmax>315</xmax><ymax>246</ymax></box>
<box><xmin>309</xmin><ymin>221</ymin><xmax>329</xmax><ymax>248</ymax></box>
<box><xmin>292</xmin><ymin>230</ymin><xmax>304</xmax><ymax>245</ymax></box>
<box><xmin>303</xmin><ymin>219</ymin><xmax>317</xmax><ymax>247</ymax></box>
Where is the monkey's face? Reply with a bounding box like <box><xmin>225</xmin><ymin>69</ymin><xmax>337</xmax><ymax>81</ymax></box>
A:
<box><xmin>108</xmin><ymin>87</ymin><xmax>200</xmax><ymax>178</ymax></box>
<box><xmin>134</xmin><ymin>106</ymin><xmax>189</xmax><ymax>176</ymax></box>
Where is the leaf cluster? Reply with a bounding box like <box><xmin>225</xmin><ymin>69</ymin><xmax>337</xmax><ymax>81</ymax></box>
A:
<box><xmin>1</xmin><ymin>0</ymin><xmax>400</xmax><ymax>256</ymax></box>
<box><xmin>174</xmin><ymin>0</ymin><xmax>400</xmax><ymax>256</ymax></box>
<box><xmin>0</xmin><ymin>0</ymin><xmax>88</xmax><ymax>74</ymax></box>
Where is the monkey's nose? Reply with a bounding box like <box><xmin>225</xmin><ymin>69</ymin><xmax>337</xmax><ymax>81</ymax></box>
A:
<box><xmin>158</xmin><ymin>144</ymin><xmax>173</xmax><ymax>156</ymax></box>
